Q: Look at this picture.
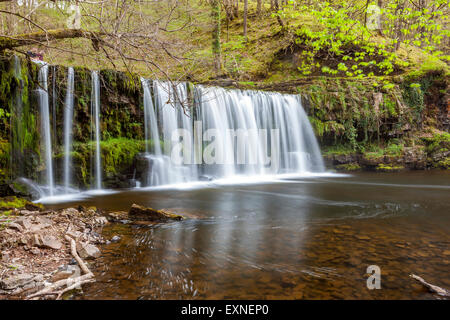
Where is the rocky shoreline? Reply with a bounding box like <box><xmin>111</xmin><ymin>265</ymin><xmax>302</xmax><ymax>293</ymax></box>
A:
<box><xmin>0</xmin><ymin>198</ymin><xmax>184</xmax><ymax>300</ymax></box>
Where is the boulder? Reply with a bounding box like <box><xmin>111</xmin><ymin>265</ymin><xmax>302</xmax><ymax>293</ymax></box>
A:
<box><xmin>128</xmin><ymin>204</ymin><xmax>184</xmax><ymax>221</ymax></box>
<box><xmin>9</xmin><ymin>178</ymin><xmax>43</xmax><ymax>201</ymax></box>
<box><xmin>63</xmin><ymin>207</ymin><xmax>80</xmax><ymax>216</ymax></box>
<box><xmin>77</xmin><ymin>242</ymin><xmax>101</xmax><ymax>259</ymax></box>
<box><xmin>40</xmin><ymin>235</ymin><xmax>63</xmax><ymax>250</ymax></box>
<box><xmin>0</xmin><ymin>273</ymin><xmax>35</xmax><ymax>290</ymax></box>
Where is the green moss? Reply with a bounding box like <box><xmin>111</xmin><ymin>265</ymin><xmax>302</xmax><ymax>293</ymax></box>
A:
<box><xmin>336</xmin><ymin>163</ymin><xmax>361</xmax><ymax>171</ymax></box>
<box><xmin>0</xmin><ymin>210</ymin><xmax>13</xmax><ymax>217</ymax></box>
<box><xmin>376</xmin><ymin>163</ymin><xmax>405</xmax><ymax>172</ymax></box>
<box><xmin>322</xmin><ymin>144</ymin><xmax>355</xmax><ymax>156</ymax></box>
<box><xmin>0</xmin><ymin>196</ymin><xmax>43</xmax><ymax>210</ymax></box>
<box><xmin>423</xmin><ymin>132</ymin><xmax>450</xmax><ymax>154</ymax></box>
<box><xmin>436</xmin><ymin>157</ymin><xmax>450</xmax><ymax>169</ymax></box>
<box><xmin>100</xmin><ymin>138</ymin><xmax>146</xmax><ymax>175</ymax></box>
<box><xmin>70</xmin><ymin>138</ymin><xmax>147</xmax><ymax>186</ymax></box>
<box><xmin>385</xmin><ymin>142</ymin><xmax>404</xmax><ymax>157</ymax></box>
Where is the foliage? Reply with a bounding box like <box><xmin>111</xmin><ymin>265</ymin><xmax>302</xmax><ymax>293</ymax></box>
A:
<box><xmin>273</xmin><ymin>0</ymin><xmax>448</xmax><ymax>77</ymax></box>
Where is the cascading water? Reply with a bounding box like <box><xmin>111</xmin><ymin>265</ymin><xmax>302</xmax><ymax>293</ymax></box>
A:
<box><xmin>141</xmin><ymin>82</ymin><xmax>324</xmax><ymax>187</ymax></box>
<box><xmin>195</xmin><ymin>86</ymin><xmax>324</xmax><ymax>177</ymax></box>
<box><xmin>37</xmin><ymin>63</ymin><xmax>55</xmax><ymax>196</ymax></box>
<box><xmin>91</xmin><ymin>71</ymin><xmax>102</xmax><ymax>190</ymax></box>
<box><xmin>63</xmin><ymin>67</ymin><xmax>75</xmax><ymax>192</ymax></box>
<box><xmin>141</xmin><ymin>80</ymin><xmax>198</xmax><ymax>186</ymax></box>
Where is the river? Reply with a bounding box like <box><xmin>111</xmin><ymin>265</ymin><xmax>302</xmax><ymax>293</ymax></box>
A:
<box><xmin>47</xmin><ymin>171</ymin><xmax>450</xmax><ymax>299</ymax></box>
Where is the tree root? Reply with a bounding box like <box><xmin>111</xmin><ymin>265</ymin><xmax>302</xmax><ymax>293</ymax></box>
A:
<box><xmin>26</xmin><ymin>235</ymin><xmax>95</xmax><ymax>300</ymax></box>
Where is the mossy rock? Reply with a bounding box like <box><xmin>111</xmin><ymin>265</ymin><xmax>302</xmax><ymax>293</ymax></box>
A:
<box><xmin>375</xmin><ymin>164</ymin><xmax>405</xmax><ymax>172</ymax></box>
<box><xmin>128</xmin><ymin>203</ymin><xmax>184</xmax><ymax>222</ymax></box>
<box><xmin>0</xmin><ymin>196</ymin><xmax>44</xmax><ymax>211</ymax></box>
<box><xmin>336</xmin><ymin>163</ymin><xmax>361</xmax><ymax>172</ymax></box>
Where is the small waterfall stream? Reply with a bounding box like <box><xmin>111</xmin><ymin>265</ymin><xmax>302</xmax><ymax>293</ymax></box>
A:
<box><xmin>91</xmin><ymin>71</ymin><xmax>102</xmax><ymax>190</ymax></box>
<box><xmin>37</xmin><ymin>64</ymin><xmax>55</xmax><ymax>196</ymax></box>
<box><xmin>63</xmin><ymin>67</ymin><xmax>75</xmax><ymax>191</ymax></box>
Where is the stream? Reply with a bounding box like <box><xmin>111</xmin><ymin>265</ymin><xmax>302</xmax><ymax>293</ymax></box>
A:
<box><xmin>46</xmin><ymin>171</ymin><xmax>450</xmax><ymax>299</ymax></box>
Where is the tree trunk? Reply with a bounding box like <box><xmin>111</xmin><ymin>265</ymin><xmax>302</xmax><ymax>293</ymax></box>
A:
<box><xmin>257</xmin><ymin>0</ymin><xmax>262</xmax><ymax>15</ymax></box>
<box><xmin>211</xmin><ymin>0</ymin><xmax>222</xmax><ymax>72</ymax></box>
<box><xmin>234</xmin><ymin>0</ymin><xmax>239</xmax><ymax>17</ymax></box>
<box><xmin>243</xmin><ymin>0</ymin><xmax>248</xmax><ymax>38</ymax></box>
<box><xmin>274</xmin><ymin>0</ymin><xmax>284</xmax><ymax>27</ymax></box>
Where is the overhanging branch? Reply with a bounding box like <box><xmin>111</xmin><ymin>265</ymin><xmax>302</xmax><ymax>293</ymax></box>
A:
<box><xmin>0</xmin><ymin>29</ymin><xmax>104</xmax><ymax>51</ymax></box>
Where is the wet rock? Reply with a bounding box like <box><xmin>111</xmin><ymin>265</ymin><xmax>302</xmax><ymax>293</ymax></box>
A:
<box><xmin>128</xmin><ymin>204</ymin><xmax>184</xmax><ymax>221</ymax></box>
<box><xmin>8</xmin><ymin>178</ymin><xmax>42</xmax><ymax>200</ymax></box>
<box><xmin>40</xmin><ymin>235</ymin><xmax>63</xmax><ymax>250</ymax></box>
<box><xmin>107</xmin><ymin>211</ymin><xmax>129</xmax><ymax>221</ymax></box>
<box><xmin>63</xmin><ymin>208</ymin><xmax>80</xmax><ymax>216</ymax></box>
<box><xmin>111</xmin><ymin>235</ymin><xmax>121</xmax><ymax>242</ymax></box>
<box><xmin>77</xmin><ymin>242</ymin><xmax>101</xmax><ymax>259</ymax></box>
<box><xmin>24</xmin><ymin>202</ymin><xmax>44</xmax><ymax>212</ymax></box>
<box><xmin>94</xmin><ymin>216</ymin><xmax>108</xmax><ymax>225</ymax></box>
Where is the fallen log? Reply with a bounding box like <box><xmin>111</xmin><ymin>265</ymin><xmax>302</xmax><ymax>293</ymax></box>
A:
<box><xmin>0</xmin><ymin>29</ymin><xmax>104</xmax><ymax>51</ymax></box>
<box><xmin>410</xmin><ymin>274</ymin><xmax>450</xmax><ymax>297</ymax></box>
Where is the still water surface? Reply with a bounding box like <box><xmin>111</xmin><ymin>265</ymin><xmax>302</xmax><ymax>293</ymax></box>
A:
<box><xmin>48</xmin><ymin>172</ymin><xmax>450</xmax><ymax>299</ymax></box>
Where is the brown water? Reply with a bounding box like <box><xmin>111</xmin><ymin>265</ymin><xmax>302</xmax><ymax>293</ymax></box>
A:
<box><xmin>48</xmin><ymin>172</ymin><xmax>450</xmax><ymax>299</ymax></box>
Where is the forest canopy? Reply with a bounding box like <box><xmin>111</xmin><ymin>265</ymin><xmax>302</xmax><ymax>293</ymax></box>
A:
<box><xmin>0</xmin><ymin>0</ymin><xmax>448</xmax><ymax>81</ymax></box>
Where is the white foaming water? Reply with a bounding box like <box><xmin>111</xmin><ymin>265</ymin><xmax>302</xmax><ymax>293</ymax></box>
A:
<box><xmin>140</xmin><ymin>82</ymin><xmax>325</xmax><ymax>188</ymax></box>
<box><xmin>37</xmin><ymin>63</ymin><xmax>55</xmax><ymax>196</ymax></box>
<box><xmin>38</xmin><ymin>77</ymin><xmax>330</xmax><ymax>203</ymax></box>
<box><xmin>91</xmin><ymin>71</ymin><xmax>102</xmax><ymax>190</ymax></box>
<box><xmin>63</xmin><ymin>67</ymin><xmax>75</xmax><ymax>191</ymax></box>
<box><xmin>142</xmin><ymin>80</ymin><xmax>198</xmax><ymax>186</ymax></box>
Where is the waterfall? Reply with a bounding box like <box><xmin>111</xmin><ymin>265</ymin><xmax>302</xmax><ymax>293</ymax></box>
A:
<box><xmin>141</xmin><ymin>80</ymin><xmax>197</xmax><ymax>186</ymax></box>
<box><xmin>37</xmin><ymin>63</ymin><xmax>55</xmax><ymax>196</ymax></box>
<box><xmin>141</xmin><ymin>81</ymin><xmax>324</xmax><ymax>187</ymax></box>
<box><xmin>195</xmin><ymin>86</ymin><xmax>324</xmax><ymax>177</ymax></box>
<box><xmin>91</xmin><ymin>71</ymin><xmax>102</xmax><ymax>190</ymax></box>
<box><xmin>63</xmin><ymin>67</ymin><xmax>75</xmax><ymax>191</ymax></box>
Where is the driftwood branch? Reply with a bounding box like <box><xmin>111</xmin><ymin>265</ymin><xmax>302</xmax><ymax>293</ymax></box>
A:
<box><xmin>0</xmin><ymin>29</ymin><xmax>104</xmax><ymax>51</ymax></box>
<box><xmin>410</xmin><ymin>274</ymin><xmax>450</xmax><ymax>297</ymax></box>
<box><xmin>26</xmin><ymin>235</ymin><xmax>95</xmax><ymax>300</ymax></box>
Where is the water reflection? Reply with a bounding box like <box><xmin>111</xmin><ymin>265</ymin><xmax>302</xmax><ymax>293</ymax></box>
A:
<box><xmin>45</xmin><ymin>172</ymin><xmax>450</xmax><ymax>299</ymax></box>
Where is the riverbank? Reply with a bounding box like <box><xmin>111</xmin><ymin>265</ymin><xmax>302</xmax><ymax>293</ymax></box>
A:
<box><xmin>0</xmin><ymin>198</ymin><xmax>185</xmax><ymax>299</ymax></box>
<box><xmin>0</xmin><ymin>199</ymin><xmax>107</xmax><ymax>299</ymax></box>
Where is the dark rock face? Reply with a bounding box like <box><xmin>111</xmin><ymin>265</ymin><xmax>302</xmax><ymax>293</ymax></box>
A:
<box><xmin>134</xmin><ymin>153</ymin><xmax>150</xmax><ymax>186</ymax></box>
<box><xmin>8</xmin><ymin>178</ymin><xmax>42</xmax><ymax>200</ymax></box>
<box><xmin>128</xmin><ymin>204</ymin><xmax>184</xmax><ymax>222</ymax></box>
